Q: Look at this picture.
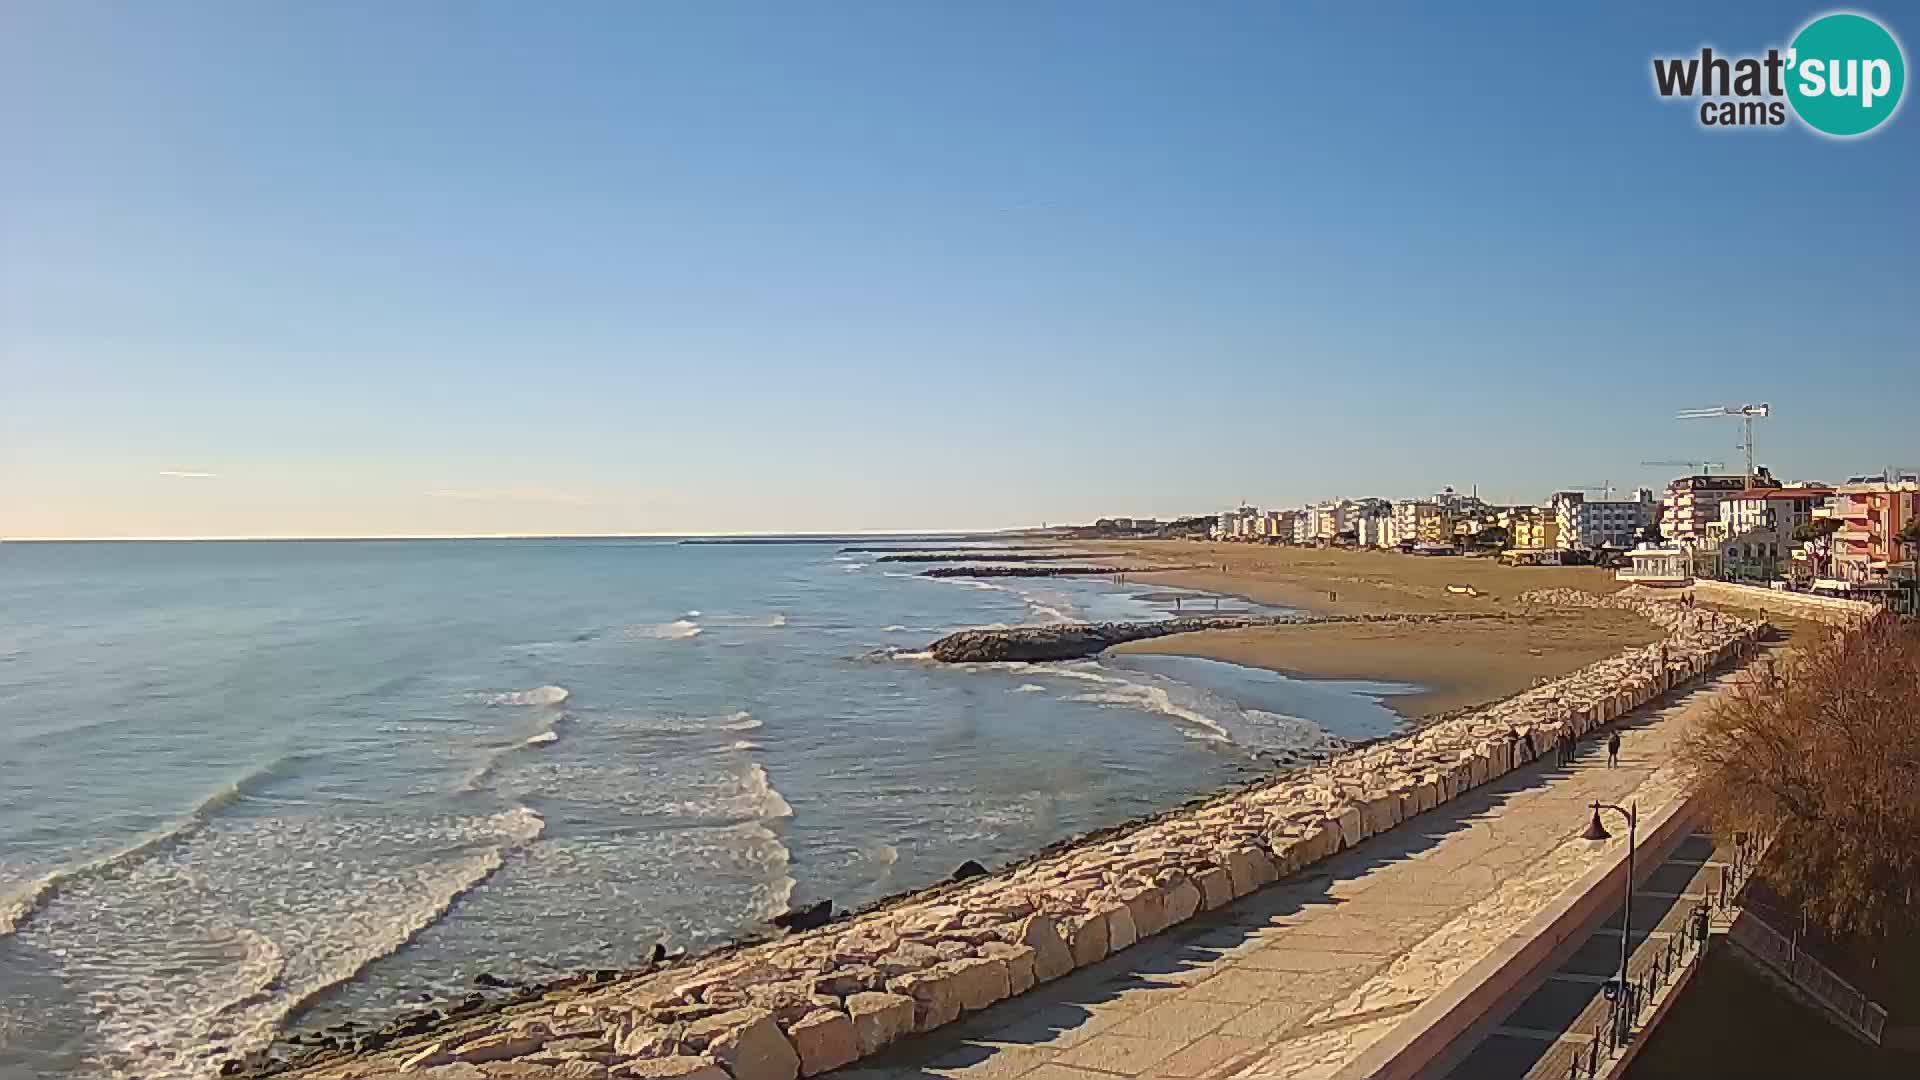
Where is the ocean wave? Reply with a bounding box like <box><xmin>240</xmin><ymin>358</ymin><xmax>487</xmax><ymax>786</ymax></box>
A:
<box><xmin>1070</xmin><ymin>683</ymin><xmax>1235</xmax><ymax>744</ymax></box>
<box><xmin>842</xmin><ymin>563</ymin><xmax>866</xmax><ymax>572</ymax></box>
<box><xmin>523</xmin><ymin>730</ymin><xmax>559</xmax><ymax>747</ymax></box>
<box><xmin>625</xmin><ymin>619</ymin><xmax>702</xmax><ymax>640</ymax></box>
<box><xmin>476</xmin><ymin>684</ymin><xmax>571</xmax><ymax>707</ymax></box>
<box><xmin>87</xmin><ymin>806</ymin><xmax>545</xmax><ymax>1079</ymax></box>
<box><xmin>0</xmin><ymin>757</ymin><xmax>298</xmax><ymax>939</ymax></box>
<box><xmin>745</xmin><ymin>764</ymin><xmax>795</xmax><ymax>819</ymax></box>
<box><xmin>765</xmin><ymin>613</ymin><xmax>788</xmax><ymax>627</ymax></box>
<box><xmin>746</xmin><ymin>825</ymin><xmax>797</xmax><ymax>921</ymax></box>
<box><xmin>1012</xmin><ymin>683</ymin><xmax>1047</xmax><ymax>693</ymax></box>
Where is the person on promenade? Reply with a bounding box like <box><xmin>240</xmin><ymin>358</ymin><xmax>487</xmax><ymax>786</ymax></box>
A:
<box><xmin>1558</xmin><ymin>720</ymin><xmax>1575</xmax><ymax>766</ymax></box>
<box><xmin>1607</xmin><ymin>730</ymin><xmax>1622</xmax><ymax>768</ymax></box>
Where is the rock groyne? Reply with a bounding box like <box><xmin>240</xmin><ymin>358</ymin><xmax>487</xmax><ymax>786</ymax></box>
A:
<box><xmin>919</xmin><ymin>565</ymin><xmax>1177</xmax><ymax>579</ymax></box>
<box><xmin>257</xmin><ymin>594</ymin><xmax>1764</xmax><ymax>1080</ymax></box>
<box><xmin>923</xmin><ymin>612</ymin><xmax>1501</xmax><ymax>663</ymax></box>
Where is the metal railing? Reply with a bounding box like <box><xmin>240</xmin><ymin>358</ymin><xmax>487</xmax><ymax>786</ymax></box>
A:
<box><xmin>1552</xmin><ymin>902</ymin><xmax>1715</xmax><ymax>1080</ymax></box>
<box><xmin>1726</xmin><ymin>911</ymin><xmax>1888</xmax><ymax>1044</ymax></box>
<box><xmin>1711</xmin><ymin>831</ymin><xmax>1765</xmax><ymax>915</ymax></box>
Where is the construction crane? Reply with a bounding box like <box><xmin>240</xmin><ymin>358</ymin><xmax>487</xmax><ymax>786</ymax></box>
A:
<box><xmin>1563</xmin><ymin>483</ymin><xmax>1620</xmax><ymax>499</ymax></box>
<box><xmin>1677</xmin><ymin>404</ymin><xmax>1769</xmax><ymax>488</ymax></box>
<box><xmin>1641</xmin><ymin>459</ymin><xmax>1727</xmax><ymax>475</ymax></box>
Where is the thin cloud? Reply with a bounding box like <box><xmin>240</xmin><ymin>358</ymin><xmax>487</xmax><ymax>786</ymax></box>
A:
<box><xmin>424</xmin><ymin>488</ymin><xmax>597</xmax><ymax>506</ymax></box>
<box><xmin>157</xmin><ymin>470</ymin><xmax>219</xmax><ymax>479</ymax></box>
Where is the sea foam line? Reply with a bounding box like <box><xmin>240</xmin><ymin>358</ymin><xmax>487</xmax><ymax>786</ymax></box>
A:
<box><xmin>0</xmin><ymin>757</ymin><xmax>297</xmax><ymax>939</ymax></box>
<box><xmin>101</xmin><ymin>807</ymin><xmax>547</xmax><ymax>1080</ymax></box>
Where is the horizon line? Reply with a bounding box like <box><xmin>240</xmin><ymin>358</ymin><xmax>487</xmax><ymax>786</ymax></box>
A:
<box><xmin>0</xmin><ymin>527</ymin><xmax>1044</xmax><ymax>543</ymax></box>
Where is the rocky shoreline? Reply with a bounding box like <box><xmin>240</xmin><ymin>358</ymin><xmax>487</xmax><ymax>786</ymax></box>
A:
<box><xmin>918</xmin><ymin>564</ymin><xmax>1179</xmax><ymax>578</ymax></box>
<box><xmin>248</xmin><ymin>589</ymin><xmax>1765</xmax><ymax>1080</ymax></box>
<box><xmin>874</xmin><ymin>553</ymin><xmax>1100</xmax><ymax>564</ymax></box>
<box><xmin>923</xmin><ymin>611</ymin><xmax>1501</xmax><ymax>663</ymax></box>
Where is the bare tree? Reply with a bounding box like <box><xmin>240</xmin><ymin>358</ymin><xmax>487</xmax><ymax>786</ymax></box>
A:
<box><xmin>1682</xmin><ymin>617</ymin><xmax>1920</xmax><ymax>939</ymax></box>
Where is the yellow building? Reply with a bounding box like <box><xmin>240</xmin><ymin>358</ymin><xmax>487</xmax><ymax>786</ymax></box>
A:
<box><xmin>1510</xmin><ymin>508</ymin><xmax>1561</xmax><ymax>550</ymax></box>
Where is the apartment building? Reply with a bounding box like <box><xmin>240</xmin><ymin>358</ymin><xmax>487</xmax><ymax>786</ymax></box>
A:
<box><xmin>1660</xmin><ymin>469</ymin><xmax>1774</xmax><ymax>548</ymax></box>
<box><xmin>1392</xmin><ymin>500</ymin><xmax>1443</xmax><ymax>545</ymax></box>
<box><xmin>1816</xmin><ymin>480</ymin><xmax>1920</xmax><ymax>585</ymax></box>
<box><xmin>1508</xmin><ymin>506</ymin><xmax>1561</xmax><ymax>550</ymax></box>
<box><xmin>1707</xmin><ymin>486</ymin><xmax>1834</xmax><ymax>581</ymax></box>
<box><xmin>1552</xmin><ymin>488</ymin><xmax>1659</xmax><ymax>550</ymax></box>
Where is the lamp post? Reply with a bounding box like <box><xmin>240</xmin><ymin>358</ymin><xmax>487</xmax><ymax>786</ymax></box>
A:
<box><xmin>1583</xmin><ymin>801</ymin><xmax>1638</xmax><ymax>1039</ymax></box>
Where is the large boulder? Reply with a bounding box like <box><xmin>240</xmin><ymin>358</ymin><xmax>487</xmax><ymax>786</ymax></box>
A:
<box><xmin>1012</xmin><ymin>914</ymin><xmax>1075</xmax><ymax>982</ymax></box>
<box><xmin>942</xmin><ymin>956</ymin><xmax>1011</xmax><ymax>1012</ymax></box>
<box><xmin>843</xmin><ymin>992</ymin><xmax>916</xmax><ymax>1056</ymax></box>
<box><xmin>687</xmin><ymin>1009</ymin><xmax>799</xmax><ymax>1080</ymax></box>
<box><xmin>613</xmin><ymin>1058</ymin><xmax>730</xmax><ymax>1080</ymax></box>
<box><xmin>784</xmin><ymin>1010</ymin><xmax>857</xmax><ymax>1077</ymax></box>
<box><xmin>981</xmin><ymin>941</ymin><xmax>1038</xmax><ymax>994</ymax></box>
<box><xmin>886</xmin><ymin>968</ymin><xmax>962</xmax><ymax>1032</ymax></box>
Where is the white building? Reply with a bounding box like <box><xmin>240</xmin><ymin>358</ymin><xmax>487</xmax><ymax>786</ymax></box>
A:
<box><xmin>1552</xmin><ymin>488</ymin><xmax>1659</xmax><ymax>550</ymax></box>
<box><xmin>1660</xmin><ymin>469</ymin><xmax>1773</xmax><ymax>549</ymax></box>
<box><xmin>1353</xmin><ymin>510</ymin><xmax>1391</xmax><ymax>548</ymax></box>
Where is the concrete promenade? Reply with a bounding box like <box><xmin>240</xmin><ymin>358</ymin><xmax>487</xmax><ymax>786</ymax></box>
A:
<box><xmin>831</xmin><ymin>672</ymin><xmax>1738</xmax><ymax>1080</ymax></box>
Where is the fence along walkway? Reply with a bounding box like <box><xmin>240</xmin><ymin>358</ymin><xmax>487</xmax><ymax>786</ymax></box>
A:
<box><xmin>1724</xmin><ymin>906</ymin><xmax>1888</xmax><ymax>1045</ymax></box>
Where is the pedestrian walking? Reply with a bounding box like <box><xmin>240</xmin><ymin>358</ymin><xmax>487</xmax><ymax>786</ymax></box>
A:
<box><xmin>1559</xmin><ymin>721</ymin><xmax>1575</xmax><ymax>766</ymax></box>
<box><xmin>1607</xmin><ymin>731</ymin><xmax>1621</xmax><ymax>768</ymax></box>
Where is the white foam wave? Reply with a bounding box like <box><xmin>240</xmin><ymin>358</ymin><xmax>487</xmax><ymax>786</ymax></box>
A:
<box><xmin>748</xmin><ymin>826</ymin><xmax>798</xmax><ymax>921</ymax></box>
<box><xmin>718</xmin><ymin>710</ymin><xmax>760</xmax><ymax>732</ymax></box>
<box><xmin>864</xmin><ymin>843</ymin><xmax>900</xmax><ymax>868</ymax></box>
<box><xmin>882</xmin><ymin>624</ymin><xmax>910</xmax><ymax>633</ymax></box>
<box><xmin>765</xmin><ymin>613</ymin><xmax>788</xmax><ymax>627</ymax></box>
<box><xmin>53</xmin><ymin>806</ymin><xmax>543</xmax><ymax>1079</ymax></box>
<box><xmin>625</xmin><ymin>620</ymin><xmax>702</xmax><ymax>640</ymax></box>
<box><xmin>686</xmin><ymin>610</ymin><xmax>702</xmax><ymax>617</ymax></box>
<box><xmin>746</xmin><ymin>764</ymin><xmax>795</xmax><ymax>819</ymax></box>
<box><xmin>523</xmin><ymin>730</ymin><xmax>559</xmax><ymax>747</ymax></box>
<box><xmin>1071</xmin><ymin>684</ymin><xmax>1235</xmax><ymax>744</ymax></box>
<box><xmin>842</xmin><ymin>562</ymin><xmax>866</xmax><ymax>572</ymax></box>
<box><xmin>478</xmin><ymin>684</ymin><xmax>570</xmax><ymax>706</ymax></box>
<box><xmin>721</xmin><ymin>739</ymin><xmax>763</xmax><ymax>752</ymax></box>
<box><xmin>0</xmin><ymin>759</ymin><xmax>292</xmax><ymax>938</ymax></box>
<box><xmin>1012</xmin><ymin>683</ymin><xmax>1047</xmax><ymax>693</ymax></box>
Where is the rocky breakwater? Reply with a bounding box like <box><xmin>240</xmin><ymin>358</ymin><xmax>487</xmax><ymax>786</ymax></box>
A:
<box><xmin>263</xmin><ymin>593</ymin><xmax>1764</xmax><ymax>1080</ymax></box>
<box><xmin>919</xmin><ymin>564</ymin><xmax>1182</xmax><ymax>579</ymax></box>
<box><xmin>925</xmin><ymin>611</ymin><xmax>1500</xmax><ymax>663</ymax></box>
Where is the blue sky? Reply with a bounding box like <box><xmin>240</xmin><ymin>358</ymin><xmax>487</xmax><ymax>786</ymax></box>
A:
<box><xmin>3</xmin><ymin>1</ymin><xmax>1915</xmax><ymax>537</ymax></box>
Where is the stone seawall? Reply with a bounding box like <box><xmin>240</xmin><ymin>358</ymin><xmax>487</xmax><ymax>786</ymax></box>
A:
<box><xmin>925</xmin><ymin>612</ymin><xmax>1500</xmax><ymax>663</ymax></box>
<box><xmin>1687</xmin><ymin>580</ymin><xmax>1880</xmax><ymax>626</ymax></box>
<box><xmin>263</xmin><ymin>597</ymin><xmax>1765</xmax><ymax>1080</ymax></box>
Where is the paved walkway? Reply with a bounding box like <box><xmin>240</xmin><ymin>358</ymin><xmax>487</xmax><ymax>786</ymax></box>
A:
<box><xmin>831</xmin><ymin>670</ymin><xmax>1745</xmax><ymax>1080</ymax></box>
<box><xmin>1442</xmin><ymin>829</ymin><xmax>1731</xmax><ymax>1080</ymax></box>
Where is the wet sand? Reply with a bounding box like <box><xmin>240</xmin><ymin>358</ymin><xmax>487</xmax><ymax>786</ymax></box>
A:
<box><xmin>1108</xmin><ymin>609</ymin><xmax>1662</xmax><ymax>719</ymax></box>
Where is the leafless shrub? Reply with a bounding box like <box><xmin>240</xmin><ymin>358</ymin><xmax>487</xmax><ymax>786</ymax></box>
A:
<box><xmin>1682</xmin><ymin>615</ymin><xmax>1920</xmax><ymax>938</ymax></box>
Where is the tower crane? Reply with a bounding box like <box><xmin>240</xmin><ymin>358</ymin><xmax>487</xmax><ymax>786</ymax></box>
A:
<box><xmin>1676</xmin><ymin>404</ymin><xmax>1769</xmax><ymax>488</ymax></box>
<box><xmin>1640</xmin><ymin>460</ymin><xmax>1727</xmax><ymax>475</ymax></box>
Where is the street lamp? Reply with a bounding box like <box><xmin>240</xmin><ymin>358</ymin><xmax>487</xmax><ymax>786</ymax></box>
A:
<box><xmin>1583</xmin><ymin>801</ymin><xmax>1639</xmax><ymax>1039</ymax></box>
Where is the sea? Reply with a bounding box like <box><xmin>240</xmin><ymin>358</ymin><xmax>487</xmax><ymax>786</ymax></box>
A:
<box><xmin>0</xmin><ymin>539</ymin><xmax>1415</xmax><ymax>1079</ymax></box>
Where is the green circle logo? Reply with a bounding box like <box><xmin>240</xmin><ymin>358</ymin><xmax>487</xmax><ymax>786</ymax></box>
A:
<box><xmin>1787</xmin><ymin>12</ymin><xmax>1906</xmax><ymax>136</ymax></box>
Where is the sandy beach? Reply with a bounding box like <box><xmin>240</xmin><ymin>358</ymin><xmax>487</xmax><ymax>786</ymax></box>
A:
<box><xmin>1088</xmin><ymin>539</ymin><xmax>1628</xmax><ymax>615</ymax></box>
<box><xmin>1086</xmin><ymin>541</ymin><xmax>1660</xmax><ymax>719</ymax></box>
<box><xmin>1109</xmin><ymin>609</ymin><xmax>1662</xmax><ymax>719</ymax></box>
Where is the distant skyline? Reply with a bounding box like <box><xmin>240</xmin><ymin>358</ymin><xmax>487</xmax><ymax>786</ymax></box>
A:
<box><xmin>4</xmin><ymin>2</ymin><xmax>1916</xmax><ymax>539</ymax></box>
